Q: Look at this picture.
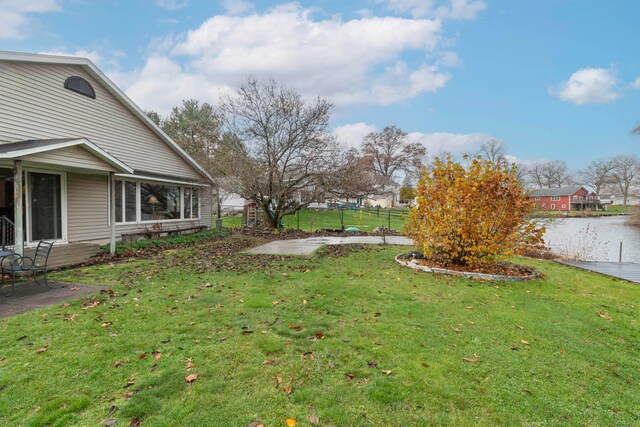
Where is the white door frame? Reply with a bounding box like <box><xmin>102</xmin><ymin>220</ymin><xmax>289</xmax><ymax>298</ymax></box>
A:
<box><xmin>24</xmin><ymin>168</ymin><xmax>68</xmax><ymax>245</ymax></box>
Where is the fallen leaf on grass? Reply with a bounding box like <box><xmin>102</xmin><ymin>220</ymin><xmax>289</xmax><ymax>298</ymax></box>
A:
<box><xmin>282</xmin><ymin>385</ymin><xmax>292</xmax><ymax>395</ymax></box>
<box><xmin>113</xmin><ymin>360</ymin><xmax>124</xmax><ymax>367</ymax></box>
<box><xmin>522</xmin><ymin>389</ymin><xmax>533</xmax><ymax>395</ymax></box>
<box><xmin>139</xmin><ymin>353</ymin><xmax>147</xmax><ymax>360</ymax></box>
<box><xmin>186</xmin><ymin>362</ymin><xmax>195</xmax><ymax>370</ymax></box>
<box><xmin>101</xmin><ymin>322</ymin><xmax>112</xmax><ymax>327</ymax></box>
<box><xmin>16</xmin><ymin>335</ymin><xmax>27</xmax><ymax>341</ymax></box>
<box><xmin>152</xmin><ymin>351</ymin><xmax>161</xmax><ymax>360</ymax></box>
<box><xmin>315</xmin><ymin>332</ymin><xmax>325</xmax><ymax>340</ymax></box>
<box><xmin>520</xmin><ymin>340</ymin><xmax>530</xmax><ymax>345</ymax></box>
<box><xmin>103</xmin><ymin>419</ymin><xmax>117</xmax><ymax>426</ymax></box>
<box><xmin>107</xmin><ymin>405</ymin><xmax>118</xmax><ymax>416</ymax></box>
<box><xmin>463</xmin><ymin>355</ymin><xmax>479</xmax><ymax>363</ymax></box>
<box><xmin>130</xmin><ymin>418</ymin><xmax>141</xmax><ymax>427</ymax></box>
<box><xmin>367</xmin><ymin>361</ymin><xmax>378</xmax><ymax>368</ymax></box>
<box><xmin>381</xmin><ymin>370</ymin><xmax>392</xmax><ymax>375</ymax></box>
<box><xmin>149</xmin><ymin>363</ymin><xmax>158</xmax><ymax>372</ymax></box>
<box><xmin>597</xmin><ymin>312</ymin><xmax>612</xmax><ymax>321</ymax></box>
<box><xmin>309</xmin><ymin>414</ymin><xmax>319</xmax><ymax>425</ymax></box>
<box><xmin>450</xmin><ymin>326</ymin><xmax>462</xmax><ymax>333</ymax></box>
<box><xmin>288</xmin><ymin>324</ymin><xmax>303</xmax><ymax>331</ymax></box>
<box><xmin>345</xmin><ymin>373</ymin><xmax>355</xmax><ymax>381</ymax></box>
<box><xmin>559</xmin><ymin>349</ymin><xmax>567</xmax><ymax>355</ymax></box>
<box><xmin>70</xmin><ymin>287</ymin><xmax>80</xmax><ymax>291</ymax></box>
<box><xmin>185</xmin><ymin>373</ymin><xmax>198</xmax><ymax>383</ymax></box>
<box><xmin>0</xmin><ymin>356</ymin><xmax>5</xmax><ymax>362</ymax></box>
<box><xmin>286</xmin><ymin>418</ymin><xmax>296</xmax><ymax>427</ymax></box>
<box><xmin>35</xmin><ymin>345</ymin><xmax>48</xmax><ymax>354</ymax></box>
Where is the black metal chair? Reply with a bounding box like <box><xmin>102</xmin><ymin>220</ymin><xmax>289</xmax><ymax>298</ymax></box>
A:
<box><xmin>1</xmin><ymin>241</ymin><xmax>54</xmax><ymax>296</ymax></box>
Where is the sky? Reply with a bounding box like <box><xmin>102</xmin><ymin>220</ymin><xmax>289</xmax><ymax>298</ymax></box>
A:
<box><xmin>1</xmin><ymin>0</ymin><xmax>639</xmax><ymax>170</ymax></box>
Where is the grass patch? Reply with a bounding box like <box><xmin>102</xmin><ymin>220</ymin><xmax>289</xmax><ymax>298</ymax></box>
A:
<box><xmin>222</xmin><ymin>208</ymin><xmax>408</xmax><ymax>232</ymax></box>
<box><xmin>1</xmin><ymin>236</ymin><xmax>639</xmax><ymax>425</ymax></box>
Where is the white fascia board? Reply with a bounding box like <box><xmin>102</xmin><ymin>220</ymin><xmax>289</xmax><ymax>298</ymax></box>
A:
<box><xmin>0</xmin><ymin>138</ymin><xmax>134</xmax><ymax>173</ymax></box>
<box><xmin>0</xmin><ymin>50</ymin><xmax>215</xmax><ymax>184</ymax></box>
<box><xmin>114</xmin><ymin>173</ymin><xmax>211</xmax><ymax>187</ymax></box>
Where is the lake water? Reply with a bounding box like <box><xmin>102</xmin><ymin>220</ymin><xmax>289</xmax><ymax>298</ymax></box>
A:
<box><xmin>542</xmin><ymin>216</ymin><xmax>640</xmax><ymax>263</ymax></box>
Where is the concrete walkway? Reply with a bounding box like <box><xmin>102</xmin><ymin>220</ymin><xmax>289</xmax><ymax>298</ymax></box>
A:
<box><xmin>0</xmin><ymin>281</ymin><xmax>105</xmax><ymax>318</ymax></box>
<box><xmin>246</xmin><ymin>235</ymin><xmax>414</xmax><ymax>256</ymax></box>
<box><xmin>557</xmin><ymin>260</ymin><xmax>640</xmax><ymax>283</ymax></box>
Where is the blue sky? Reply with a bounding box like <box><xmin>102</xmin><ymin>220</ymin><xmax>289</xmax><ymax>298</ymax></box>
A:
<box><xmin>2</xmin><ymin>0</ymin><xmax>639</xmax><ymax>170</ymax></box>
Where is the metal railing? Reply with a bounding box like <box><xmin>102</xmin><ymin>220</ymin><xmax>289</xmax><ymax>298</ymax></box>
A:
<box><xmin>0</xmin><ymin>215</ymin><xmax>15</xmax><ymax>251</ymax></box>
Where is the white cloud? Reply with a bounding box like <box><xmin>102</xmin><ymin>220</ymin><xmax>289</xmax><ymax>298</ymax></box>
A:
<box><xmin>407</xmin><ymin>131</ymin><xmax>491</xmax><ymax>157</ymax></box>
<box><xmin>109</xmin><ymin>56</ymin><xmax>232</xmax><ymax>115</ymax></box>
<box><xmin>40</xmin><ymin>49</ymin><xmax>104</xmax><ymax>65</ymax></box>
<box><xmin>334</xmin><ymin>123</ymin><xmax>378</xmax><ymax>148</ymax></box>
<box><xmin>631</xmin><ymin>77</ymin><xmax>640</xmax><ymax>89</ymax></box>
<box><xmin>221</xmin><ymin>0</ymin><xmax>254</xmax><ymax>15</ymax></box>
<box><xmin>117</xmin><ymin>4</ymin><xmax>450</xmax><ymax>113</ymax></box>
<box><xmin>0</xmin><ymin>0</ymin><xmax>60</xmax><ymax>39</ymax></box>
<box><xmin>550</xmin><ymin>67</ymin><xmax>621</xmax><ymax>105</ymax></box>
<box><xmin>377</xmin><ymin>0</ymin><xmax>486</xmax><ymax>20</ymax></box>
<box><xmin>155</xmin><ymin>0</ymin><xmax>187</xmax><ymax>10</ymax></box>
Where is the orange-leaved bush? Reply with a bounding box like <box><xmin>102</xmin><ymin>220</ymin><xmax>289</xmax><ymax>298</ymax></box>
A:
<box><xmin>407</xmin><ymin>155</ymin><xmax>544</xmax><ymax>267</ymax></box>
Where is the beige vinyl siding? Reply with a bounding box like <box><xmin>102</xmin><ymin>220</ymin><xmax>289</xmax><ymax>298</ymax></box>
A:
<box><xmin>0</xmin><ymin>61</ymin><xmax>201</xmax><ymax>180</ymax></box>
<box><xmin>67</xmin><ymin>173</ymin><xmax>212</xmax><ymax>243</ymax></box>
<box><xmin>20</xmin><ymin>145</ymin><xmax>115</xmax><ymax>172</ymax></box>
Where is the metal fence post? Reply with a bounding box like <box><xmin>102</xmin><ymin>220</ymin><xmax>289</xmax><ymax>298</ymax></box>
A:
<box><xmin>297</xmin><ymin>209</ymin><xmax>300</xmax><ymax>230</ymax></box>
<box><xmin>387</xmin><ymin>208</ymin><xmax>391</xmax><ymax>230</ymax></box>
<box><xmin>619</xmin><ymin>241</ymin><xmax>623</xmax><ymax>263</ymax></box>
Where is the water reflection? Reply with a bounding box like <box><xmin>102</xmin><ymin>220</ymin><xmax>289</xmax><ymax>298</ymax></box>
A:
<box><xmin>542</xmin><ymin>216</ymin><xmax>640</xmax><ymax>263</ymax></box>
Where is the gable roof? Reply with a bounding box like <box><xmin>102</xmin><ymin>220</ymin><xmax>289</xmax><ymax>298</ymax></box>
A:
<box><xmin>530</xmin><ymin>186</ymin><xmax>587</xmax><ymax>197</ymax></box>
<box><xmin>0</xmin><ymin>138</ymin><xmax>134</xmax><ymax>173</ymax></box>
<box><xmin>0</xmin><ymin>51</ymin><xmax>214</xmax><ymax>184</ymax></box>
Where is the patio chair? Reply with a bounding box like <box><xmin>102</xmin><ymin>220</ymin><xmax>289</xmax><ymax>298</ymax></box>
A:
<box><xmin>1</xmin><ymin>240</ymin><xmax>54</xmax><ymax>296</ymax></box>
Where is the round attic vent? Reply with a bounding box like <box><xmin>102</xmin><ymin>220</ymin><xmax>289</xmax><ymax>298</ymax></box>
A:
<box><xmin>64</xmin><ymin>76</ymin><xmax>96</xmax><ymax>99</ymax></box>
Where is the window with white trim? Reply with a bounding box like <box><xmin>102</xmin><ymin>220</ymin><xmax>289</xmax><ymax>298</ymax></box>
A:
<box><xmin>113</xmin><ymin>180</ymin><xmax>201</xmax><ymax>223</ymax></box>
<box><xmin>551</xmin><ymin>204</ymin><xmax>556</xmax><ymax>209</ymax></box>
<box><xmin>183</xmin><ymin>187</ymin><xmax>200</xmax><ymax>219</ymax></box>
<box><xmin>140</xmin><ymin>183</ymin><xmax>181</xmax><ymax>221</ymax></box>
<box><xmin>562</xmin><ymin>204</ymin><xmax>566</xmax><ymax>208</ymax></box>
<box><xmin>551</xmin><ymin>196</ymin><xmax>560</xmax><ymax>201</ymax></box>
<box><xmin>114</xmin><ymin>180</ymin><xmax>136</xmax><ymax>223</ymax></box>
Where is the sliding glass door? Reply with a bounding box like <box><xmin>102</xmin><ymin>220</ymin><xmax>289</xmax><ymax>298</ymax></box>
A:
<box><xmin>27</xmin><ymin>171</ymin><xmax>65</xmax><ymax>242</ymax></box>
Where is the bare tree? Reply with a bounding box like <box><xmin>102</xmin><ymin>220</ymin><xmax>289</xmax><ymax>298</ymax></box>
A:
<box><xmin>479</xmin><ymin>139</ymin><xmax>507</xmax><ymax>167</ymax></box>
<box><xmin>611</xmin><ymin>154</ymin><xmax>640</xmax><ymax>206</ymax></box>
<box><xmin>361</xmin><ymin>126</ymin><xmax>426</xmax><ymax>184</ymax></box>
<box><xmin>218</xmin><ymin>77</ymin><xmax>340</xmax><ymax>228</ymax></box>
<box><xmin>579</xmin><ymin>159</ymin><xmax>615</xmax><ymax>195</ymax></box>
<box><xmin>527</xmin><ymin>160</ymin><xmax>572</xmax><ymax>188</ymax></box>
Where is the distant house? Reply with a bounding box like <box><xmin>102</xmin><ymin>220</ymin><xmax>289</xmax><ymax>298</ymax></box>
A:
<box><xmin>0</xmin><ymin>51</ymin><xmax>214</xmax><ymax>253</ymax></box>
<box><xmin>530</xmin><ymin>186</ymin><xmax>599</xmax><ymax>211</ymax></box>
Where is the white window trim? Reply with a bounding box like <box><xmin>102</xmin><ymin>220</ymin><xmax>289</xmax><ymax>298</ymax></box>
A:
<box><xmin>108</xmin><ymin>179</ymin><xmax>202</xmax><ymax>225</ymax></box>
<box><xmin>25</xmin><ymin>168</ymin><xmax>68</xmax><ymax>245</ymax></box>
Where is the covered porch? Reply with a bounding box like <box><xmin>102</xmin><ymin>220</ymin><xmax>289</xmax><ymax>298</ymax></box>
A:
<box><xmin>0</xmin><ymin>137</ymin><xmax>133</xmax><ymax>256</ymax></box>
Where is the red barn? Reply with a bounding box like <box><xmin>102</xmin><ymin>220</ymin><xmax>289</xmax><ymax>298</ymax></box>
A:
<box><xmin>530</xmin><ymin>186</ymin><xmax>599</xmax><ymax>211</ymax></box>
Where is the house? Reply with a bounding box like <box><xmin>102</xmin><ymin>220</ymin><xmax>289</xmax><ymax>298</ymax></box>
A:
<box><xmin>0</xmin><ymin>51</ymin><xmax>215</xmax><ymax>255</ymax></box>
<box><xmin>529</xmin><ymin>186</ymin><xmax>600</xmax><ymax>211</ymax></box>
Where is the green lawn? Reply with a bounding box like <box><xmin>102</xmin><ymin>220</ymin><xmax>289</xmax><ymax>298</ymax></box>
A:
<box><xmin>1</xmin><ymin>233</ymin><xmax>639</xmax><ymax>426</ymax></box>
<box><xmin>222</xmin><ymin>208</ymin><xmax>409</xmax><ymax>232</ymax></box>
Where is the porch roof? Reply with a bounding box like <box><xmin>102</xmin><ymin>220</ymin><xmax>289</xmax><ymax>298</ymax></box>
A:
<box><xmin>0</xmin><ymin>138</ymin><xmax>134</xmax><ymax>174</ymax></box>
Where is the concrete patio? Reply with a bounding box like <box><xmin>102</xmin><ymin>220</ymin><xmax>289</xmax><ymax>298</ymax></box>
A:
<box><xmin>0</xmin><ymin>280</ymin><xmax>105</xmax><ymax>318</ymax></box>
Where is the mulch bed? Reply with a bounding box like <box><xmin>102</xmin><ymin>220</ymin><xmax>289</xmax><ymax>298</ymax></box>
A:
<box><xmin>416</xmin><ymin>258</ymin><xmax>538</xmax><ymax>277</ymax></box>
